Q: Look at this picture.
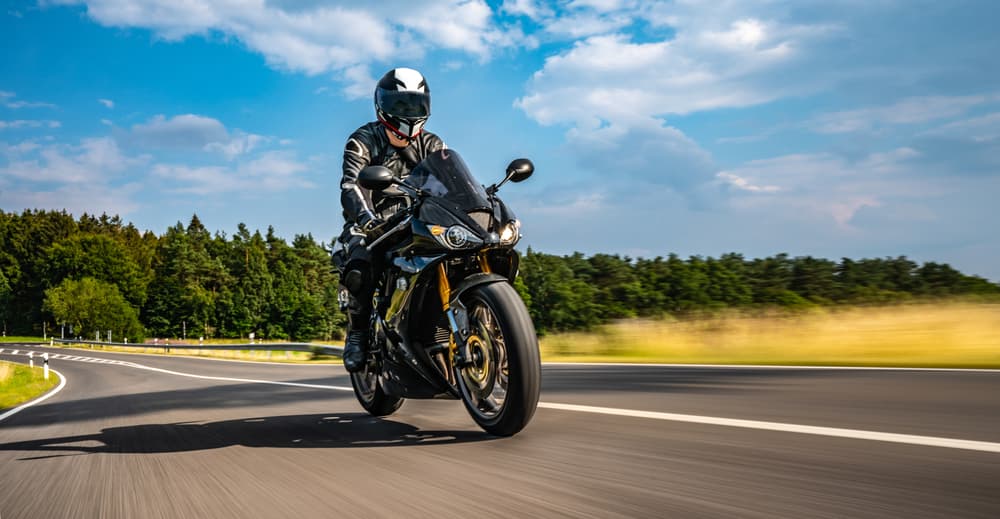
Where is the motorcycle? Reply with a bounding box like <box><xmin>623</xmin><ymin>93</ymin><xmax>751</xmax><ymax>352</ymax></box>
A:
<box><xmin>339</xmin><ymin>149</ymin><xmax>540</xmax><ymax>436</ymax></box>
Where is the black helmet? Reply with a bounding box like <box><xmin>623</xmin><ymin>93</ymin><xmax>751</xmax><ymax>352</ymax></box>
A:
<box><xmin>374</xmin><ymin>67</ymin><xmax>431</xmax><ymax>139</ymax></box>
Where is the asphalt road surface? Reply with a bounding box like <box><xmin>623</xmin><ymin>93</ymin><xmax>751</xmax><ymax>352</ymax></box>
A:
<box><xmin>2</xmin><ymin>345</ymin><xmax>999</xmax><ymax>518</ymax></box>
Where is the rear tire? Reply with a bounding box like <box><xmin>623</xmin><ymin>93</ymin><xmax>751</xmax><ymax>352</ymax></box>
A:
<box><xmin>454</xmin><ymin>282</ymin><xmax>540</xmax><ymax>436</ymax></box>
<box><xmin>350</xmin><ymin>346</ymin><xmax>404</xmax><ymax>416</ymax></box>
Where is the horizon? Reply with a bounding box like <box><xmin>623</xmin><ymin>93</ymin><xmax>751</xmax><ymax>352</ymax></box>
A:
<box><xmin>2</xmin><ymin>1</ymin><xmax>999</xmax><ymax>280</ymax></box>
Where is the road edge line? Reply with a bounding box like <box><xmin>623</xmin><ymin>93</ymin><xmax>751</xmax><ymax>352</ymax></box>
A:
<box><xmin>117</xmin><ymin>361</ymin><xmax>354</xmax><ymax>392</ymax></box>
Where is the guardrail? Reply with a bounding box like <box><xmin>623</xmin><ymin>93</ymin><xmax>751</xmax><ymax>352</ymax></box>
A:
<box><xmin>48</xmin><ymin>338</ymin><xmax>344</xmax><ymax>357</ymax></box>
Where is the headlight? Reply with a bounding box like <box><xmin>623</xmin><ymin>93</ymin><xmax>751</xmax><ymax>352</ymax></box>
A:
<box><xmin>499</xmin><ymin>220</ymin><xmax>521</xmax><ymax>245</ymax></box>
<box><xmin>429</xmin><ymin>224</ymin><xmax>484</xmax><ymax>249</ymax></box>
<box><xmin>446</xmin><ymin>225</ymin><xmax>474</xmax><ymax>248</ymax></box>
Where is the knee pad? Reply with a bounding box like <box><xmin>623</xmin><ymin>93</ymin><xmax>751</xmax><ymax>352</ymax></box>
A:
<box><xmin>342</xmin><ymin>261</ymin><xmax>373</xmax><ymax>295</ymax></box>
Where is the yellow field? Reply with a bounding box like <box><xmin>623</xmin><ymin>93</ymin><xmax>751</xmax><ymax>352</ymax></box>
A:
<box><xmin>539</xmin><ymin>303</ymin><xmax>1000</xmax><ymax>368</ymax></box>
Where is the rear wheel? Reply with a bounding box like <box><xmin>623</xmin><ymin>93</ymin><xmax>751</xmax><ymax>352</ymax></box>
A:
<box><xmin>454</xmin><ymin>282</ymin><xmax>540</xmax><ymax>436</ymax></box>
<box><xmin>350</xmin><ymin>336</ymin><xmax>404</xmax><ymax>416</ymax></box>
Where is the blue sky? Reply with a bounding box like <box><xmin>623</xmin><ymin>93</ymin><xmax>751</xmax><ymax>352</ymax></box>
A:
<box><xmin>2</xmin><ymin>0</ymin><xmax>999</xmax><ymax>279</ymax></box>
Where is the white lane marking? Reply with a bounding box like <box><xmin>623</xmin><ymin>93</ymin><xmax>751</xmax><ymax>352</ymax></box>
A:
<box><xmin>542</xmin><ymin>362</ymin><xmax>1000</xmax><ymax>373</ymax></box>
<box><xmin>11</xmin><ymin>350</ymin><xmax>18</xmax><ymax>355</ymax></box>
<box><xmin>111</xmin><ymin>360</ymin><xmax>353</xmax><ymax>392</ymax></box>
<box><xmin>0</xmin><ymin>368</ymin><xmax>67</xmax><ymax>423</ymax></box>
<box><xmin>538</xmin><ymin>402</ymin><xmax>1000</xmax><ymax>454</ymax></box>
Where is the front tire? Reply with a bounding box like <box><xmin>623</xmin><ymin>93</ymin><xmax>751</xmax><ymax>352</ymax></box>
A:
<box><xmin>454</xmin><ymin>282</ymin><xmax>541</xmax><ymax>436</ymax></box>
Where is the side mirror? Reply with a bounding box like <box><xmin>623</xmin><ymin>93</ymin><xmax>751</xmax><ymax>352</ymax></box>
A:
<box><xmin>358</xmin><ymin>166</ymin><xmax>394</xmax><ymax>191</ymax></box>
<box><xmin>506</xmin><ymin>158</ymin><xmax>534</xmax><ymax>183</ymax></box>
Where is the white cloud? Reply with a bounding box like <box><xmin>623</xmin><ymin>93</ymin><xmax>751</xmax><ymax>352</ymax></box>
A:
<box><xmin>921</xmin><ymin>112</ymin><xmax>1000</xmax><ymax>143</ymax></box>
<box><xmin>516</xmin><ymin>19</ymin><xmax>815</xmax><ymax>128</ymax></box>
<box><xmin>542</xmin><ymin>11</ymin><xmax>632</xmax><ymax>38</ymax></box>
<box><xmin>203</xmin><ymin>133</ymin><xmax>268</xmax><ymax>161</ymax></box>
<box><xmin>716</xmin><ymin>172</ymin><xmax>780</xmax><ymax>193</ymax></box>
<box><xmin>0</xmin><ymin>183</ymin><xmax>142</xmax><ymax>217</ymax></box>
<box><xmin>0</xmin><ymin>137</ymin><xmax>146</xmax><ymax>184</ymax></box>
<box><xmin>501</xmin><ymin>0</ymin><xmax>552</xmax><ymax>20</ymax></box>
<box><xmin>129</xmin><ymin>114</ymin><xmax>228</xmax><ymax>148</ymax></box>
<box><xmin>340</xmin><ymin>64</ymin><xmax>377</xmax><ymax>101</ymax></box>
<box><xmin>568</xmin><ymin>0</ymin><xmax>636</xmax><ymax>12</ymax></box>
<box><xmin>0</xmin><ymin>140</ymin><xmax>42</xmax><ymax>157</ymax></box>
<box><xmin>717</xmin><ymin>148</ymin><xmax>933</xmax><ymax>229</ymax></box>
<box><xmin>0</xmin><ymin>120</ymin><xmax>61</xmax><ymax>129</ymax></box>
<box><xmin>153</xmin><ymin>151</ymin><xmax>312</xmax><ymax>195</ymax></box>
<box><xmin>566</xmin><ymin>118</ymin><xmax>716</xmax><ymax>191</ymax></box>
<box><xmin>812</xmin><ymin>95</ymin><xmax>996</xmax><ymax>134</ymax></box>
<box><xmin>1</xmin><ymin>91</ymin><xmax>56</xmax><ymax>109</ymax></box>
<box><xmin>98</xmin><ymin>98</ymin><xmax>115</xmax><ymax>109</ymax></box>
<box><xmin>127</xmin><ymin>114</ymin><xmax>267</xmax><ymax>159</ymax></box>
<box><xmin>47</xmin><ymin>1</ymin><xmax>524</xmax><ymax>93</ymax></box>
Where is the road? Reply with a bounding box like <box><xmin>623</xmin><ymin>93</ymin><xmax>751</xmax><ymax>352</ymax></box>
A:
<box><xmin>2</xmin><ymin>345</ymin><xmax>999</xmax><ymax>518</ymax></box>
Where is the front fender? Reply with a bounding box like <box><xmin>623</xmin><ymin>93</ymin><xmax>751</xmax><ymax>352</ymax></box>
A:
<box><xmin>450</xmin><ymin>272</ymin><xmax>510</xmax><ymax>306</ymax></box>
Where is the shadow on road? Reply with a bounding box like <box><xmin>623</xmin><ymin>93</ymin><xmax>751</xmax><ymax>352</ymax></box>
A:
<box><xmin>1</xmin><ymin>413</ymin><xmax>494</xmax><ymax>459</ymax></box>
<box><xmin>3</xmin><ymin>379</ymin><xmax>356</xmax><ymax>427</ymax></box>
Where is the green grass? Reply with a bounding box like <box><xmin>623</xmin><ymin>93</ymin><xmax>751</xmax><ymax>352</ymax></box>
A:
<box><xmin>0</xmin><ymin>336</ymin><xmax>46</xmax><ymax>343</ymax></box>
<box><xmin>0</xmin><ymin>360</ymin><xmax>60</xmax><ymax>410</ymax></box>
<box><xmin>539</xmin><ymin>302</ymin><xmax>1000</xmax><ymax>368</ymax></box>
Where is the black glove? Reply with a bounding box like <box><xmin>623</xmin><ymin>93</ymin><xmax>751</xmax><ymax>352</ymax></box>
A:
<box><xmin>357</xmin><ymin>212</ymin><xmax>382</xmax><ymax>233</ymax></box>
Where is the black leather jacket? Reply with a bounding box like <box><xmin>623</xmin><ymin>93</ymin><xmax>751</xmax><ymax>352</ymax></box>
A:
<box><xmin>341</xmin><ymin>121</ymin><xmax>445</xmax><ymax>225</ymax></box>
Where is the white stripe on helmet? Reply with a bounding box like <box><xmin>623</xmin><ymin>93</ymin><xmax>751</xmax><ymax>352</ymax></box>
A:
<box><xmin>393</xmin><ymin>68</ymin><xmax>426</xmax><ymax>92</ymax></box>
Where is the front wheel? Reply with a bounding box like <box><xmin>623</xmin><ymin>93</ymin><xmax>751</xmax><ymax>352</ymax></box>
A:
<box><xmin>454</xmin><ymin>282</ymin><xmax>541</xmax><ymax>436</ymax></box>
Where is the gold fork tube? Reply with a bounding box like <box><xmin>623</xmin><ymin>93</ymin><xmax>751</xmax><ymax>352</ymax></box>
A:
<box><xmin>437</xmin><ymin>263</ymin><xmax>451</xmax><ymax>311</ymax></box>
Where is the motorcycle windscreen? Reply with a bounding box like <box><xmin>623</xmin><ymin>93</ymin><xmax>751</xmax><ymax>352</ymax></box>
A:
<box><xmin>404</xmin><ymin>150</ymin><xmax>491</xmax><ymax>213</ymax></box>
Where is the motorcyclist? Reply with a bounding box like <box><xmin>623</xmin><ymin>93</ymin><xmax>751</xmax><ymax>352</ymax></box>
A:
<box><xmin>338</xmin><ymin>67</ymin><xmax>446</xmax><ymax>372</ymax></box>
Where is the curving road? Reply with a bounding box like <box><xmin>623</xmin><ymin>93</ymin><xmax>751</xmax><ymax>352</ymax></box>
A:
<box><xmin>2</xmin><ymin>345</ymin><xmax>999</xmax><ymax>518</ymax></box>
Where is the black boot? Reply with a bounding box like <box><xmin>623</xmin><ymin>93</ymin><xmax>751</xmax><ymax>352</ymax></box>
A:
<box><xmin>343</xmin><ymin>327</ymin><xmax>369</xmax><ymax>372</ymax></box>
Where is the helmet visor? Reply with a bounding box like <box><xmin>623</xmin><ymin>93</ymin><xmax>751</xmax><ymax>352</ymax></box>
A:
<box><xmin>376</xmin><ymin>90</ymin><xmax>430</xmax><ymax>118</ymax></box>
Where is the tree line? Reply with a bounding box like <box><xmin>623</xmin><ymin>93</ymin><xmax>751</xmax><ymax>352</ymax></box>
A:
<box><xmin>1</xmin><ymin>210</ymin><xmax>997</xmax><ymax>341</ymax></box>
<box><xmin>0</xmin><ymin>210</ymin><xmax>344</xmax><ymax>342</ymax></box>
<box><xmin>517</xmin><ymin>249</ymin><xmax>1000</xmax><ymax>334</ymax></box>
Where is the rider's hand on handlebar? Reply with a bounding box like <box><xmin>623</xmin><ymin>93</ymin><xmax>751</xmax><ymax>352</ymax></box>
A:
<box><xmin>358</xmin><ymin>212</ymin><xmax>383</xmax><ymax>233</ymax></box>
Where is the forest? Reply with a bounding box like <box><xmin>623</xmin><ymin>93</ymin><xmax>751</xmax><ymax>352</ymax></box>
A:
<box><xmin>2</xmin><ymin>209</ymin><xmax>997</xmax><ymax>341</ymax></box>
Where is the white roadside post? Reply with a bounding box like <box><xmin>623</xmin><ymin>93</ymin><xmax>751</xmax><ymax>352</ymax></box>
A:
<box><xmin>28</xmin><ymin>351</ymin><xmax>34</xmax><ymax>368</ymax></box>
<box><xmin>43</xmin><ymin>352</ymin><xmax>49</xmax><ymax>380</ymax></box>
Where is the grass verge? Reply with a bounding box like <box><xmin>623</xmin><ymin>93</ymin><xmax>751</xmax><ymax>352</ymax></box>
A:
<box><xmin>0</xmin><ymin>336</ymin><xmax>46</xmax><ymax>343</ymax></box>
<box><xmin>539</xmin><ymin>302</ymin><xmax>1000</xmax><ymax>368</ymax></box>
<box><xmin>50</xmin><ymin>343</ymin><xmax>342</xmax><ymax>364</ymax></box>
<box><xmin>0</xmin><ymin>361</ymin><xmax>60</xmax><ymax>410</ymax></box>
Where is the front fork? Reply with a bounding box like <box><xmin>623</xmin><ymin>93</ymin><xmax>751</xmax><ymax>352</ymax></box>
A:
<box><xmin>438</xmin><ymin>254</ymin><xmax>491</xmax><ymax>367</ymax></box>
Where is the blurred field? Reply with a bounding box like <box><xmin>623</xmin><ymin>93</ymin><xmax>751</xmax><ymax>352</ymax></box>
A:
<box><xmin>540</xmin><ymin>303</ymin><xmax>1000</xmax><ymax>368</ymax></box>
<box><xmin>0</xmin><ymin>360</ymin><xmax>60</xmax><ymax>409</ymax></box>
